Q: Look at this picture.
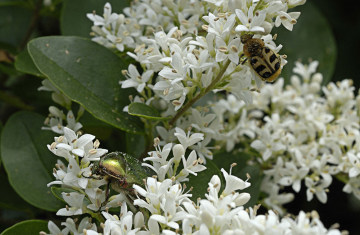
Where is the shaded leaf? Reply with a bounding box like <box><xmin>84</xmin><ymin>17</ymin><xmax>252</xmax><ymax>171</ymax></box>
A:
<box><xmin>0</xmin><ymin>172</ymin><xmax>34</xmax><ymax>211</ymax></box>
<box><xmin>1</xmin><ymin>111</ymin><xmax>63</xmax><ymax>211</ymax></box>
<box><xmin>28</xmin><ymin>36</ymin><xmax>144</xmax><ymax>134</ymax></box>
<box><xmin>273</xmin><ymin>2</ymin><xmax>337</xmax><ymax>85</ymax></box>
<box><xmin>128</xmin><ymin>103</ymin><xmax>171</xmax><ymax>121</ymax></box>
<box><xmin>0</xmin><ymin>6</ymin><xmax>32</xmax><ymax>47</ymax></box>
<box><xmin>0</xmin><ymin>220</ymin><xmax>48</xmax><ymax>235</ymax></box>
<box><xmin>61</xmin><ymin>0</ymin><xmax>130</xmax><ymax>38</ymax></box>
<box><xmin>14</xmin><ymin>49</ymin><xmax>44</xmax><ymax>77</ymax></box>
<box><xmin>126</xmin><ymin>132</ymin><xmax>145</xmax><ymax>159</ymax></box>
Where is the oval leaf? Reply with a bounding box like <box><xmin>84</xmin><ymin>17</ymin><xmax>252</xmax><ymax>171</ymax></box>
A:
<box><xmin>187</xmin><ymin>160</ymin><xmax>222</xmax><ymax>201</ymax></box>
<box><xmin>0</xmin><ymin>220</ymin><xmax>48</xmax><ymax>235</ymax></box>
<box><xmin>27</xmin><ymin>36</ymin><xmax>144</xmax><ymax>134</ymax></box>
<box><xmin>1</xmin><ymin>111</ymin><xmax>63</xmax><ymax>211</ymax></box>
<box><xmin>15</xmin><ymin>49</ymin><xmax>44</xmax><ymax>77</ymax></box>
<box><xmin>273</xmin><ymin>2</ymin><xmax>336</xmax><ymax>85</ymax></box>
<box><xmin>61</xmin><ymin>0</ymin><xmax>129</xmax><ymax>38</ymax></box>
<box><xmin>128</xmin><ymin>103</ymin><xmax>171</xmax><ymax>121</ymax></box>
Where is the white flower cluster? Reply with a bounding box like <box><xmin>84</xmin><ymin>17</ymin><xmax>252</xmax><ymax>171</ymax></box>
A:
<box><xmin>207</xmin><ymin>60</ymin><xmax>360</xmax><ymax>213</ymax></box>
<box><xmin>87</xmin><ymin>0</ymin><xmax>305</xmax><ymax>115</ymax></box>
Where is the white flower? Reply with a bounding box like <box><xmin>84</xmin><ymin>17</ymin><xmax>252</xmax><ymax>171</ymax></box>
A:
<box><xmin>159</xmin><ymin>52</ymin><xmax>189</xmax><ymax>84</ymax></box>
<box><xmin>174</xmin><ymin>127</ymin><xmax>204</xmax><ymax>150</ymax></box>
<box><xmin>275</xmin><ymin>11</ymin><xmax>301</xmax><ymax>31</ymax></box>
<box><xmin>107</xmin><ymin>24</ymin><xmax>135</xmax><ymax>52</ymax></box>
<box><xmin>43</xmin><ymin>220</ymin><xmax>69</xmax><ymax>235</ymax></box>
<box><xmin>133</xmin><ymin>177</ymin><xmax>173</xmax><ymax>214</ymax></box>
<box><xmin>235</xmin><ymin>7</ymin><xmax>266</xmax><ymax>33</ymax></box>
<box><xmin>56</xmin><ymin>127</ymin><xmax>95</xmax><ymax>157</ymax></box>
<box><xmin>215</xmin><ymin>37</ymin><xmax>241</xmax><ymax>64</ymax></box>
<box><xmin>190</xmin><ymin>108</ymin><xmax>217</xmax><ymax>134</ymax></box>
<box><xmin>179</xmin><ymin>150</ymin><xmax>207</xmax><ymax>179</ymax></box>
<box><xmin>221</xmin><ymin>167</ymin><xmax>250</xmax><ymax>196</ymax></box>
<box><xmin>178</xmin><ymin>13</ymin><xmax>199</xmax><ymax>34</ymax></box>
<box><xmin>278</xmin><ymin>162</ymin><xmax>309</xmax><ymax>192</ymax></box>
<box><xmin>305</xmin><ymin>177</ymin><xmax>330</xmax><ymax>203</ymax></box>
<box><xmin>150</xmin><ymin>192</ymin><xmax>187</xmax><ymax>229</ymax></box>
<box><xmin>61</xmin><ymin>217</ymin><xmax>98</xmax><ymax>235</ymax></box>
<box><xmin>86</xmin><ymin>3</ymin><xmax>118</xmax><ymax>27</ymax></box>
<box><xmin>56</xmin><ymin>192</ymin><xmax>85</xmax><ymax>216</ymax></box>
<box><xmin>121</xmin><ymin>64</ymin><xmax>153</xmax><ymax>92</ymax></box>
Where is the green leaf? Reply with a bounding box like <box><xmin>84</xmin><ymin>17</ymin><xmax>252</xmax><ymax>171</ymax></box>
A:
<box><xmin>1</xmin><ymin>111</ymin><xmax>63</xmax><ymax>211</ymax></box>
<box><xmin>128</xmin><ymin>103</ymin><xmax>171</xmax><ymax>121</ymax></box>
<box><xmin>0</xmin><ymin>220</ymin><xmax>48</xmax><ymax>235</ymax></box>
<box><xmin>273</xmin><ymin>2</ymin><xmax>337</xmax><ymax>85</ymax></box>
<box><xmin>61</xmin><ymin>0</ymin><xmax>130</xmax><ymax>38</ymax></box>
<box><xmin>14</xmin><ymin>49</ymin><xmax>44</xmax><ymax>77</ymax></box>
<box><xmin>212</xmin><ymin>150</ymin><xmax>262</xmax><ymax>207</ymax></box>
<box><xmin>0</xmin><ymin>6</ymin><xmax>32</xmax><ymax>47</ymax></box>
<box><xmin>126</xmin><ymin>132</ymin><xmax>145</xmax><ymax>158</ymax></box>
<box><xmin>51</xmin><ymin>187</ymin><xmax>91</xmax><ymax>206</ymax></box>
<box><xmin>28</xmin><ymin>36</ymin><xmax>144</xmax><ymax>134</ymax></box>
<box><xmin>187</xmin><ymin>160</ymin><xmax>222</xmax><ymax>201</ymax></box>
<box><xmin>0</xmin><ymin>172</ymin><xmax>34</xmax><ymax>211</ymax></box>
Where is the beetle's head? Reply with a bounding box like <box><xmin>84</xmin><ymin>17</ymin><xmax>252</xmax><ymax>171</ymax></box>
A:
<box><xmin>91</xmin><ymin>161</ymin><xmax>101</xmax><ymax>175</ymax></box>
<box><xmin>240</xmin><ymin>34</ymin><xmax>254</xmax><ymax>44</ymax></box>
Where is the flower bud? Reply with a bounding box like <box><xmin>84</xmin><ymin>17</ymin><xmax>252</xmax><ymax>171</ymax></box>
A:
<box><xmin>260</xmin><ymin>21</ymin><xmax>273</xmax><ymax>35</ymax></box>
<box><xmin>210</xmin><ymin>175</ymin><xmax>221</xmax><ymax>192</ymax></box>
<box><xmin>173</xmin><ymin>144</ymin><xmax>185</xmax><ymax>162</ymax></box>
<box><xmin>91</xmin><ymin>26</ymin><xmax>106</xmax><ymax>36</ymax></box>
<box><xmin>311</xmin><ymin>73</ymin><xmax>323</xmax><ymax>84</ymax></box>
<box><xmin>49</xmin><ymin>106</ymin><xmax>63</xmax><ymax>118</ymax></box>
<box><xmin>233</xmin><ymin>192</ymin><xmax>251</xmax><ymax>206</ymax></box>
<box><xmin>116</xmin><ymin>14</ymin><xmax>125</xmax><ymax>28</ymax></box>
<box><xmin>309</xmin><ymin>82</ymin><xmax>320</xmax><ymax>93</ymax></box>
<box><xmin>290</xmin><ymin>75</ymin><xmax>301</xmax><ymax>87</ymax></box>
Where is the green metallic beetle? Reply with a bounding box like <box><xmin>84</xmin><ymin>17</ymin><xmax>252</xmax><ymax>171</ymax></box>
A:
<box><xmin>84</xmin><ymin>152</ymin><xmax>155</xmax><ymax>207</ymax></box>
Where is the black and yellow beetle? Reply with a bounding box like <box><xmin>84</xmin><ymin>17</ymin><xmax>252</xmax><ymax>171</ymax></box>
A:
<box><xmin>240</xmin><ymin>34</ymin><xmax>282</xmax><ymax>82</ymax></box>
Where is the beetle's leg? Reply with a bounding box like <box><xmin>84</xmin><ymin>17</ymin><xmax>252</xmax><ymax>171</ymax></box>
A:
<box><xmin>81</xmin><ymin>172</ymin><xmax>102</xmax><ymax>180</ymax></box>
<box><xmin>238</xmin><ymin>53</ymin><xmax>246</xmax><ymax>65</ymax></box>
<box><xmin>97</xmin><ymin>180</ymin><xmax>111</xmax><ymax>213</ymax></box>
<box><xmin>241</xmin><ymin>57</ymin><xmax>248</xmax><ymax>65</ymax></box>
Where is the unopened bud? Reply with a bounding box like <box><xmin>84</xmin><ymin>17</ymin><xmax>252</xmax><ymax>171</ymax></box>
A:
<box><xmin>210</xmin><ymin>175</ymin><xmax>221</xmax><ymax>192</ymax></box>
<box><xmin>173</xmin><ymin>144</ymin><xmax>185</xmax><ymax>162</ymax></box>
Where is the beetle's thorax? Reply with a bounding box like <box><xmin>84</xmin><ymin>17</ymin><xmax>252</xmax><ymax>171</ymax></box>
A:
<box><xmin>243</xmin><ymin>38</ymin><xmax>265</xmax><ymax>57</ymax></box>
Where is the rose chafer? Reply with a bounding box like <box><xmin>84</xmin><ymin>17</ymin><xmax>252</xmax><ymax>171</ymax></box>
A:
<box><xmin>84</xmin><ymin>151</ymin><xmax>155</xmax><ymax>207</ymax></box>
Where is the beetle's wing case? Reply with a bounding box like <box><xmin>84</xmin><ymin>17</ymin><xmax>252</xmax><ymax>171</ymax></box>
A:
<box><xmin>99</xmin><ymin>152</ymin><xmax>127</xmax><ymax>179</ymax></box>
<box><xmin>122</xmin><ymin>152</ymin><xmax>156</xmax><ymax>186</ymax></box>
<box><xmin>249</xmin><ymin>46</ymin><xmax>281</xmax><ymax>82</ymax></box>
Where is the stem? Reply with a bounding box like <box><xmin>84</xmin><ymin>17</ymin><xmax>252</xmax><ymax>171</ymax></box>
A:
<box><xmin>20</xmin><ymin>0</ymin><xmax>42</xmax><ymax>50</ymax></box>
<box><xmin>169</xmin><ymin>59</ymin><xmax>231</xmax><ymax>126</ymax></box>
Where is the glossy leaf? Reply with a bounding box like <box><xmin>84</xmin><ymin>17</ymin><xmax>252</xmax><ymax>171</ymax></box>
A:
<box><xmin>0</xmin><ymin>220</ymin><xmax>48</xmax><ymax>235</ymax></box>
<box><xmin>61</xmin><ymin>0</ymin><xmax>130</xmax><ymax>38</ymax></box>
<box><xmin>126</xmin><ymin>132</ymin><xmax>145</xmax><ymax>159</ymax></box>
<box><xmin>0</xmin><ymin>173</ymin><xmax>34</xmax><ymax>211</ymax></box>
<box><xmin>15</xmin><ymin>49</ymin><xmax>44</xmax><ymax>77</ymax></box>
<box><xmin>28</xmin><ymin>36</ymin><xmax>144</xmax><ymax>134</ymax></box>
<box><xmin>187</xmin><ymin>160</ymin><xmax>222</xmax><ymax>201</ymax></box>
<box><xmin>51</xmin><ymin>187</ymin><xmax>91</xmax><ymax>206</ymax></box>
<box><xmin>128</xmin><ymin>103</ymin><xmax>171</xmax><ymax>121</ymax></box>
<box><xmin>1</xmin><ymin>111</ymin><xmax>63</xmax><ymax>211</ymax></box>
<box><xmin>273</xmin><ymin>2</ymin><xmax>336</xmax><ymax>85</ymax></box>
